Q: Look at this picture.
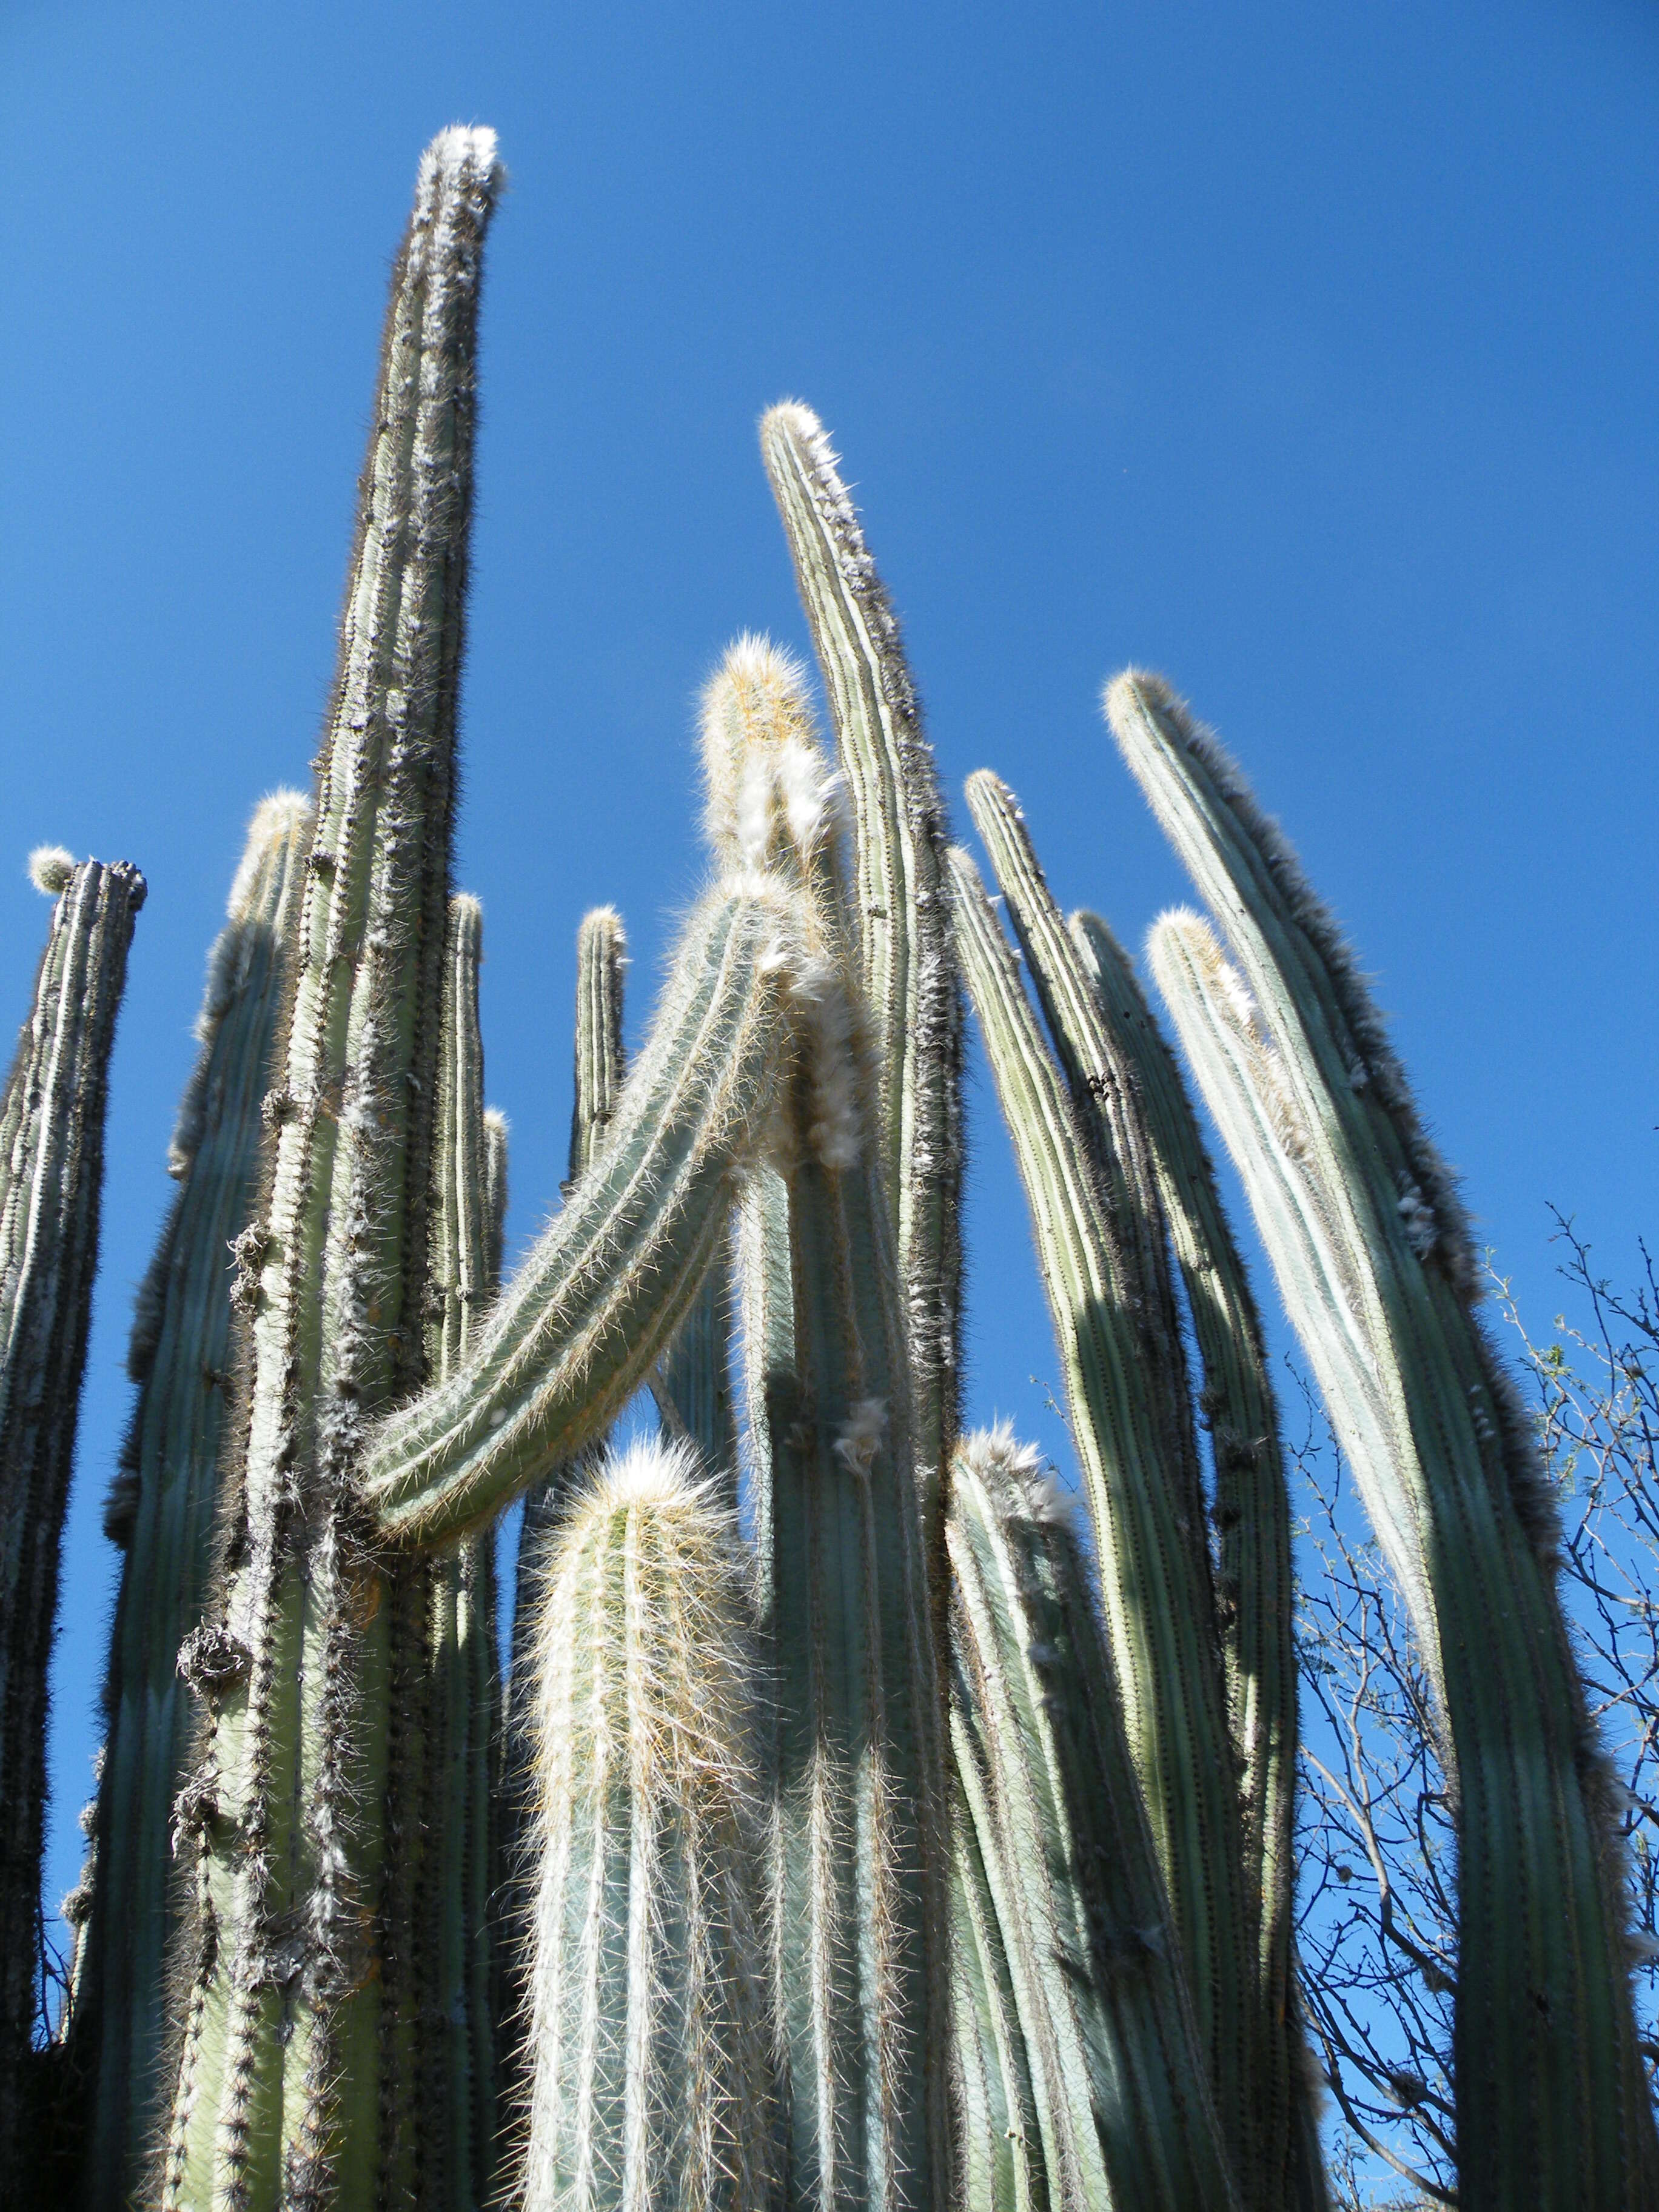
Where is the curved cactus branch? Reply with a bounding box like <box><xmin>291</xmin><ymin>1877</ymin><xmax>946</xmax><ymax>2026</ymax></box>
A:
<box><xmin>1114</xmin><ymin>668</ymin><xmax>1659</xmax><ymax>2210</ymax></box>
<box><xmin>948</xmin><ymin>840</ymin><xmax>1255</xmax><ymax>2186</ymax></box>
<box><xmin>0</xmin><ymin>853</ymin><xmax>144</xmax><ymax>2185</ymax></box>
<box><xmin>361</xmin><ymin>880</ymin><xmax>803</xmax><ymax>1549</ymax></box>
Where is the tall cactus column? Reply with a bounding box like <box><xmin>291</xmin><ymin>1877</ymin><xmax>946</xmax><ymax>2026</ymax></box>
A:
<box><xmin>0</xmin><ymin>850</ymin><xmax>144</xmax><ymax>2182</ymax></box>
<box><xmin>709</xmin><ymin>640</ymin><xmax>950</xmax><ymax>2210</ymax></box>
<box><xmin>159</xmin><ymin>129</ymin><xmax>501</xmax><ymax>2210</ymax></box>
<box><xmin>1112</xmin><ymin>668</ymin><xmax>1659</xmax><ymax>2209</ymax></box>
<box><xmin>70</xmin><ymin>796</ymin><xmax>309</xmax><ymax>2210</ymax></box>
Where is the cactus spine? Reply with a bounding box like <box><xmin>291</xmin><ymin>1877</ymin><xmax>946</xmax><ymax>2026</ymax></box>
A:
<box><xmin>948</xmin><ymin>1424</ymin><xmax>1239</xmax><ymax>2211</ymax></box>
<box><xmin>71</xmin><ymin>796</ymin><xmax>308</xmax><ymax>2210</ymax></box>
<box><xmin>519</xmin><ymin>1438</ymin><xmax>771</xmax><ymax>2211</ymax></box>
<box><xmin>1112</xmin><ymin>668</ymin><xmax>1659</xmax><ymax>2210</ymax></box>
<box><xmin>0</xmin><ymin>851</ymin><xmax>144</xmax><ymax>2182</ymax></box>
<box><xmin>160</xmin><ymin>129</ymin><xmax>502</xmax><ymax>2207</ymax></box>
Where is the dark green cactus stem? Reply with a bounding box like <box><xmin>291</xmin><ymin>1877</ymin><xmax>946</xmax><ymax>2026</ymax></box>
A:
<box><xmin>709</xmin><ymin>638</ymin><xmax>951</xmax><ymax>2210</ymax></box>
<box><xmin>760</xmin><ymin>406</ymin><xmax>964</xmax><ymax>1510</ymax></box>
<box><xmin>517</xmin><ymin>1439</ymin><xmax>773</xmax><ymax>2211</ymax></box>
<box><xmin>1067</xmin><ymin>903</ymin><xmax>1321</xmax><ymax>2211</ymax></box>
<box><xmin>947</xmin><ymin>841</ymin><xmax>1257</xmax><ymax>2194</ymax></box>
<box><xmin>965</xmin><ymin>769</ymin><xmax>1319</xmax><ymax>2208</ymax></box>
<box><xmin>1110</xmin><ymin>668</ymin><xmax>1659</xmax><ymax>2210</ymax></box>
<box><xmin>0</xmin><ymin>850</ymin><xmax>144</xmax><ymax>2183</ymax></box>
<box><xmin>948</xmin><ymin>1426</ymin><xmax>1239</xmax><ymax>2212</ymax></box>
<box><xmin>653</xmin><ymin>1261</ymin><xmax>739</xmax><ymax>1486</ymax></box>
<box><xmin>159</xmin><ymin>128</ymin><xmax>501</xmax><ymax>2210</ymax></box>
<box><xmin>70</xmin><ymin>797</ymin><xmax>307</xmax><ymax>2211</ymax></box>
<box><xmin>415</xmin><ymin>892</ymin><xmax>500</xmax><ymax>2208</ymax></box>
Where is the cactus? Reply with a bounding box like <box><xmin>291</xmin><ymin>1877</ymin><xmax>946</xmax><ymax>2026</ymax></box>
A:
<box><xmin>947</xmin><ymin>840</ymin><xmax>1262</xmax><ymax>2190</ymax></box>
<box><xmin>1111</xmin><ymin>668</ymin><xmax>1659</xmax><ymax>2210</ymax></box>
<box><xmin>964</xmin><ymin>769</ymin><xmax>1321</xmax><ymax>2207</ymax></box>
<box><xmin>517</xmin><ymin>1436</ymin><xmax>771</xmax><ymax>2211</ymax></box>
<box><xmin>69</xmin><ymin>795</ymin><xmax>308</xmax><ymax>2210</ymax></box>
<box><xmin>947</xmin><ymin>1422</ymin><xmax>1239</xmax><ymax>2211</ymax></box>
<box><xmin>15</xmin><ymin>122</ymin><xmax>1653</xmax><ymax>2212</ymax></box>
<box><xmin>760</xmin><ymin>405</ymin><xmax>964</xmax><ymax>1509</ymax></box>
<box><xmin>158</xmin><ymin>128</ymin><xmax>504</xmax><ymax>2207</ymax></box>
<box><xmin>0</xmin><ymin>851</ymin><xmax>144</xmax><ymax>2181</ymax></box>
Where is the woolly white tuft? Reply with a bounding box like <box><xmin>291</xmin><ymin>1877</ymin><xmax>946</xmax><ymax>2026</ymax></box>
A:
<box><xmin>226</xmin><ymin>791</ymin><xmax>310</xmax><ymax>922</ymax></box>
<box><xmin>957</xmin><ymin>1419</ymin><xmax>1073</xmax><ymax>1526</ymax></box>
<box><xmin>28</xmin><ymin>845</ymin><xmax>76</xmax><ymax>896</ymax></box>
<box><xmin>419</xmin><ymin>124</ymin><xmax>504</xmax><ymax>192</ymax></box>
<box><xmin>700</xmin><ymin>635</ymin><xmax>839</xmax><ymax>876</ymax></box>
<box><xmin>833</xmin><ymin>1397</ymin><xmax>888</xmax><ymax>1477</ymax></box>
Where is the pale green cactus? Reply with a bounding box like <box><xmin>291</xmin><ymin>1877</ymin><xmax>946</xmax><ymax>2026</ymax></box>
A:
<box><xmin>70</xmin><ymin>794</ymin><xmax>309</xmax><ymax>2212</ymax></box>
<box><xmin>517</xmin><ymin>1436</ymin><xmax>771</xmax><ymax>2212</ymax></box>
<box><xmin>0</xmin><ymin>850</ymin><xmax>144</xmax><ymax>2188</ymax></box>
<box><xmin>1111</xmin><ymin>668</ymin><xmax>1659</xmax><ymax>2210</ymax></box>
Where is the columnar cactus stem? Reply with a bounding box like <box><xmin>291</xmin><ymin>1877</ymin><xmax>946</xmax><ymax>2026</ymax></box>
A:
<box><xmin>948</xmin><ymin>1426</ymin><xmax>1239</xmax><ymax>2212</ymax></box>
<box><xmin>947</xmin><ymin>842</ymin><xmax>1255</xmax><ymax>2189</ymax></box>
<box><xmin>417</xmin><ymin>893</ymin><xmax>500</xmax><ymax>2208</ymax></box>
<box><xmin>964</xmin><ymin>769</ymin><xmax>1315</xmax><ymax>2205</ymax></box>
<box><xmin>1112</xmin><ymin>668</ymin><xmax>1659</xmax><ymax>2209</ymax></box>
<box><xmin>0</xmin><ymin>850</ymin><xmax>143</xmax><ymax>2180</ymax></box>
<box><xmin>72</xmin><ymin>795</ymin><xmax>308</xmax><ymax>2211</ymax></box>
<box><xmin>709</xmin><ymin>638</ymin><xmax>950</xmax><ymax>2210</ymax></box>
<box><xmin>159</xmin><ymin>128</ymin><xmax>501</xmax><ymax>2209</ymax></box>
<box><xmin>1068</xmin><ymin>904</ymin><xmax>1316</xmax><ymax>2207</ymax></box>
<box><xmin>519</xmin><ymin>1438</ymin><xmax>773</xmax><ymax>2212</ymax></box>
<box><xmin>759</xmin><ymin>406</ymin><xmax>964</xmax><ymax>1504</ymax></box>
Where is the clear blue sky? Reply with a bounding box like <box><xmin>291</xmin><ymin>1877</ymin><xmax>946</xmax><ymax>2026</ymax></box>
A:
<box><xmin>6</xmin><ymin>0</ymin><xmax>1656</xmax><ymax>2120</ymax></box>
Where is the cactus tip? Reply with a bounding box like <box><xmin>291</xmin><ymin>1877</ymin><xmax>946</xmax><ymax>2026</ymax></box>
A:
<box><xmin>28</xmin><ymin>845</ymin><xmax>76</xmax><ymax>895</ymax></box>
<box><xmin>227</xmin><ymin>790</ymin><xmax>311</xmax><ymax>920</ymax></box>
<box><xmin>700</xmin><ymin>634</ymin><xmax>838</xmax><ymax>876</ymax></box>
<box><xmin>420</xmin><ymin>122</ymin><xmax>504</xmax><ymax>193</ymax></box>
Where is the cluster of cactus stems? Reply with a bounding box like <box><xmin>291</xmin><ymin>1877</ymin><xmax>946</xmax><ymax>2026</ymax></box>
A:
<box><xmin>2</xmin><ymin>122</ymin><xmax>1655</xmax><ymax>2212</ymax></box>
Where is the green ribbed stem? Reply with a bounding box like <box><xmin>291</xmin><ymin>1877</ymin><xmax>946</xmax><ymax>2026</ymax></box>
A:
<box><xmin>159</xmin><ymin>129</ymin><xmax>501</xmax><ymax>2211</ymax></box>
<box><xmin>0</xmin><ymin>853</ymin><xmax>144</xmax><ymax>2187</ymax></box>
<box><xmin>760</xmin><ymin>407</ymin><xmax>963</xmax><ymax>1509</ymax></box>
<box><xmin>949</xmin><ymin>1426</ymin><xmax>1239</xmax><ymax>2212</ymax></box>
<box><xmin>519</xmin><ymin>1440</ymin><xmax>772</xmax><ymax>2212</ymax></box>
<box><xmin>1068</xmin><ymin>905</ymin><xmax>1321</xmax><ymax>2210</ymax></box>
<box><xmin>948</xmin><ymin>842</ymin><xmax>1252</xmax><ymax>2184</ymax></box>
<box><xmin>1113</xmin><ymin>668</ymin><xmax>1659</xmax><ymax>2210</ymax></box>
<box><xmin>965</xmin><ymin>767</ymin><xmax>1315</xmax><ymax>2207</ymax></box>
<box><xmin>73</xmin><ymin>798</ymin><xmax>307</xmax><ymax>2211</ymax></box>
<box><xmin>708</xmin><ymin>637</ymin><xmax>950</xmax><ymax>2210</ymax></box>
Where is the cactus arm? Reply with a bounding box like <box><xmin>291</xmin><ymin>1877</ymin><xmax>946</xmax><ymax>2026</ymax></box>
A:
<box><xmin>947</xmin><ymin>842</ymin><xmax>1255</xmax><ymax>2181</ymax></box>
<box><xmin>962</xmin><ymin>769</ymin><xmax>1309</xmax><ymax>2202</ymax></box>
<box><xmin>0</xmin><ymin>853</ymin><xmax>143</xmax><ymax>2181</ymax></box>
<box><xmin>1114</xmin><ymin>669</ymin><xmax>1659</xmax><ymax>2208</ymax></box>
<box><xmin>159</xmin><ymin>129</ymin><xmax>501</xmax><ymax>2211</ymax></box>
<box><xmin>759</xmin><ymin>405</ymin><xmax>964</xmax><ymax>1498</ymax></box>
<box><xmin>361</xmin><ymin>881</ymin><xmax>801</xmax><ymax>1548</ymax></box>
<box><xmin>948</xmin><ymin>1428</ymin><xmax>1241</xmax><ymax>2212</ymax></box>
<box><xmin>652</xmin><ymin>1257</ymin><xmax>739</xmax><ymax>1484</ymax></box>
<box><xmin>709</xmin><ymin>638</ymin><xmax>951</xmax><ymax>2209</ymax></box>
<box><xmin>1068</xmin><ymin>905</ymin><xmax>1318</xmax><ymax>2207</ymax></box>
<box><xmin>483</xmin><ymin>1107</ymin><xmax>509</xmax><ymax>1288</ymax></box>
<box><xmin>70</xmin><ymin>797</ymin><xmax>307</xmax><ymax>2210</ymax></box>
<box><xmin>950</xmin><ymin>1780</ymin><xmax>1047</xmax><ymax>2212</ymax></box>
<box><xmin>518</xmin><ymin>1440</ymin><xmax>773</xmax><ymax>2212</ymax></box>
